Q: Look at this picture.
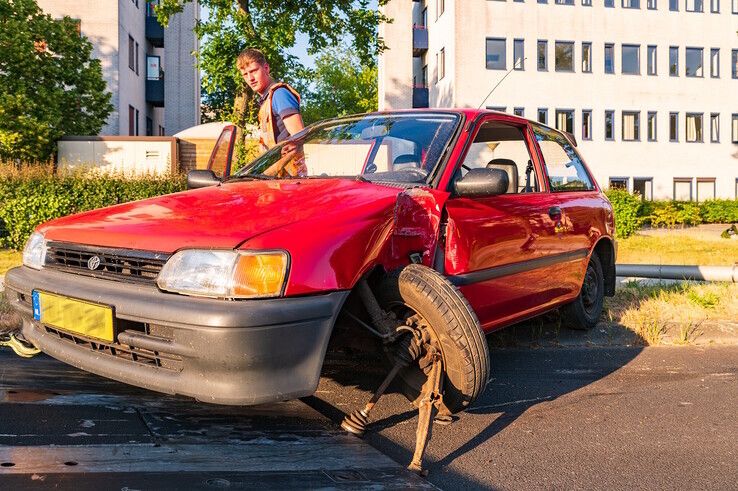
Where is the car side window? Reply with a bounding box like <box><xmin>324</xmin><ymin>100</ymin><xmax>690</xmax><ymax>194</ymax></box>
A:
<box><xmin>532</xmin><ymin>124</ymin><xmax>595</xmax><ymax>192</ymax></box>
<box><xmin>458</xmin><ymin>121</ymin><xmax>541</xmax><ymax>194</ymax></box>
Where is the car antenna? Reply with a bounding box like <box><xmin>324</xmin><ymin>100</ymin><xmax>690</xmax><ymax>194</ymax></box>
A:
<box><xmin>476</xmin><ymin>57</ymin><xmax>526</xmax><ymax>110</ymax></box>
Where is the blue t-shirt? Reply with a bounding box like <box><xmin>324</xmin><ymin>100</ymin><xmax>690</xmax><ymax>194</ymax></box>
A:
<box><xmin>269</xmin><ymin>87</ymin><xmax>300</xmax><ymax>143</ymax></box>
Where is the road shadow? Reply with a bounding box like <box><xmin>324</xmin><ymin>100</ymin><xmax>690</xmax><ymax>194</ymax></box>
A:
<box><xmin>319</xmin><ymin>330</ymin><xmax>646</xmax><ymax>489</ymax></box>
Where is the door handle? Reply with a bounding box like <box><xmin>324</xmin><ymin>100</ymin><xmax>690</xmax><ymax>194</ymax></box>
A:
<box><xmin>548</xmin><ymin>206</ymin><xmax>562</xmax><ymax>220</ymax></box>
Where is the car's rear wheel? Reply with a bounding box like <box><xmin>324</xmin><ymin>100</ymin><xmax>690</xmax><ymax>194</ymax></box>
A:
<box><xmin>562</xmin><ymin>253</ymin><xmax>605</xmax><ymax>330</ymax></box>
<box><xmin>377</xmin><ymin>264</ymin><xmax>489</xmax><ymax>413</ymax></box>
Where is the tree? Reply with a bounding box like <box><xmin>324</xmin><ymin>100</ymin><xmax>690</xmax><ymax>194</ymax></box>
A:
<box><xmin>301</xmin><ymin>45</ymin><xmax>378</xmax><ymax>125</ymax></box>
<box><xmin>0</xmin><ymin>0</ymin><xmax>113</xmax><ymax>162</ymax></box>
<box><xmin>155</xmin><ymin>0</ymin><xmax>389</xmax><ymax>127</ymax></box>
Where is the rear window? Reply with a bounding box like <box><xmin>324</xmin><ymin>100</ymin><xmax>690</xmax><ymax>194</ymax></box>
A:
<box><xmin>532</xmin><ymin>125</ymin><xmax>594</xmax><ymax>192</ymax></box>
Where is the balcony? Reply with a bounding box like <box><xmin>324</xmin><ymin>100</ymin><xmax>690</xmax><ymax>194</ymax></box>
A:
<box><xmin>146</xmin><ymin>78</ymin><xmax>164</xmax><ymax>107</ymax></box>
<box><xmin>146</xmin><ymin>15</ymin><xmax>164</xmax><ymax>47</ymax></box>
<box><xmin>412</xmin><ymin>25</ymin><xmax>428</xmax><ymax>56</ymax></box>
<box><xmin>412</xmin><ymin>87</ymin><xmax>429</xmax><ymax>108</ymax></box>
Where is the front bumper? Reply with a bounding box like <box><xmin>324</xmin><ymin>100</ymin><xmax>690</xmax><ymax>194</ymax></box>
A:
<box><xmin>4</xmin><ymin>266</ymin><xmax>349</xmax><ymax>405</ymax></box>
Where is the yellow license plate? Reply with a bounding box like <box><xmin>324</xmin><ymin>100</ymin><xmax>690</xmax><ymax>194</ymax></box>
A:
<box><xmin>33</xmin><ymin>291</ymin><xmax>114</xmax><ymax>343</ymax></box>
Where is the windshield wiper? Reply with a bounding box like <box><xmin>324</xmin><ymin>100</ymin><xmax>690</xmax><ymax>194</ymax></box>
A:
<box><xmin>229</xmin><ymin>173</ymin><xmax>277</xmax><ymax>181</ymax></box>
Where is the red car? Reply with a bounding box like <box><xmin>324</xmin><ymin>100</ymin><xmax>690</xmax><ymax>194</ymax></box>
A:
<box><xmin>5</xmin><ymin>109</ymin><xmax>615</xmax><ymax>414</ymax></box>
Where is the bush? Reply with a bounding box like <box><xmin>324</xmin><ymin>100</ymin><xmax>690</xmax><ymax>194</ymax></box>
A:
<box><xmin>604</xmin><ymin>189</ymin><xmax>644</xmax><ymax>239</ymax></box>
<box><xmin>0</xmin><ymin>164</ymin><xmax>185</xmax><ymax>250</ymax></box>
<box><xmin>699</xmin><ymin>199</ymin><xmax>738</xmax><ymax>223</ymax></box>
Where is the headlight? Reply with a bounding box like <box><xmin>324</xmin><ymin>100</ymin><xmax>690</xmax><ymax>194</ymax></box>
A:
<box><xmin>157</xmin><ymin>249</ymin><xmax>289</xmax><ymax>299</ymax></box>
<box><xmin>22</xmin><ymin>232</ymin><xmax>47</xmax><ymax>270</ymax></box>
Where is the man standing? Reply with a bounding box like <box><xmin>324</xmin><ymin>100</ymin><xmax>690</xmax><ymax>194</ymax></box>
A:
<box><xmin>237</xmin><ymin>48</ymin><xmax>304</xmax><ymax>152</ymax></box>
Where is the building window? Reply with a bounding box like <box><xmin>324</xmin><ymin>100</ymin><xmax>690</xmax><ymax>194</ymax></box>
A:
<box><xmin>732</xmin><ymin>50</ymin><xmax>738</xmax><ymax>78</ymax></box>
<box><xmin>685</xmin><ymin>47</ymin><xmax>703</xmax><ymax>77</ymax></box>
<box><xmin>674</xmin><ymin>178</ymin><xmax>693</xmax><ymax>201</ymax></box>
<box><xmin>686</xmin><ymin>0</ymin><xmax>704</xmax><ymax>10</ymax></box>
<box><xmin>669</xmin><ymin>46</ymin><xmax>679</xmax><ymax>76</ymax></box>
<box><xmin>537</xmin><ymin>40</ymin><xmax>548</xmax><ymax>71</ymax></box>
<box><xmin>732</xmin><ymin>114</ymin><xmax>738</xmax><ymax>143</ymax></box>
<box><xmin>135</xmin><ymin>109</ymin><xmax>139</xmax><ymax>136</ymax></box>
<box><xmin>556</xmin><ymin>109</ymin><xmax>574</xmax><ymax>133</ymax></box>
<box><xmin>710</xmin><ymin>113</ymin><xmax>720</xmax><ymax>142</ymax></box>
<box><xmin>486</xmin><ymin>38</ymin><xmax>506</xmax><ymax>70</ymax></box>
<box><xmin>128</xmin><ymin>35</ymin><xmax>135</xmax><ymax>71</ymax></box>
<box><xmin>582</xmin><ymin>42</ymin><xmax>592</xmax><ymax>72</ymax></box>
<box><xmin>582</xmin><ymin>110</ymin><xmax>592</xmax><ymax>140</ymax></box>
<box><xmin>647</xmin><ymin>0</ymin><xmax>657</xmax><ymax>8</ymax></box>
<box><xmin>135</xmin><ymin>41</ymin><xmax>139</xmax><ymax>75</ymax></box>
<box><xmin>555</xmin><ymin>41</ymin><xmax>575</xmax><ymax>71</ymax></box>
<box><xmin>670</xmin><ymin>0</ymin><xmax>679</xmax><ymax>9</ymax></box>
<box><xmin>670</xmin><ymin>112</ymin><xmax>679</xmax><ymax>141</ymax></box>
<box><xmin>159</xmin><ymin>125</ymin><xmax>166</xmax><ymax>136</ymax></box>
<box><xmin>538</xmin><ymin>0</ymin><xmax>548</xmax><ymax>4</ymax></box>
<box><xmin>733</xmin><ymin>0</ymin><xmax>738</xmax><ymax>12</ymax></box>
<box><xmin>710</xmin><ymin>48</ymin><xmax>720</xmax><ymax>78</ymax></box>
<box><xmin>128</xmin><ymin>105</ymin><xmax>135</xmax><ymax>136</ymax></box>
<box><xmin>146</xmin><ymin>117</ymin><xmax>153</xmax><ymax>136</ymax></box>
<box><xmin>514</xmin><ymin>107</ymin><xmax>525</xmax><ymax>117</ymax></box>
<box><xmin>609</xmin><ymin>178</ymin><xmax>628</xmax><ymax>190</ymax></box>
<box><xmin>622</xmin><ymin>45</ymin><xmax>640</xmax><ymax>74</ymax></box>
<box><xmin>697</xmin><ymin>178</ymin><xmax>716</xmax><ymax>202</ymax></box>
<box><xmin>583</xmin><ymin>0</ymin><xmax>593</xmax><ymax>5</ymax></box>
<box><xmin>711</xmin><ymin>0</ymin><xmax>720</xmax><ymax>11</ymax></box>
<box><xmin>622</xmin><ymin>111</ymin><xmax>640</xmax><ymax>141</ymax></box>
<box><xmin>633</xmin><ymin>178</ymin><xmax>653</xmax><ymax>200</ymax></box>
<box><xmin>436</xmin><ymin>0</ymin><xmax>444</xmax><ymax>19</ymax></box>
<box><xmin>605</xmin><ymin>110</ymin><xmax>615</xmax><ymax>140</ymax></box>
<box><xmin>555</xmin><ymin>0</ymin><xmax>575</xmax><ymax>4</ymax></box>
<box><xmin>647</xmin><ymin>45</ymin><xmax>657</xmax><ymax>75</ymax></box>
<box><xmin>622</xmin><ymin>0</ymin><xmax>640</xmax><ymax>7</ymax></box>
<box><xmin>438</xmin><ymin>47</ymin><xmax>445</xmax><ymax>81</ymax></box>
<box><xmin>605</xmin><ymin>0</ymin><xmax>615</xmax><ymax>6</ymax></box>
<box><xmin>538</xmin><ymin>108</ymin><xmax>548</xmax><ymax>124</ymax></box>
<box><xmin>514</xmin><ymin>39</ymin><xmax>525</xmax><ymax>70</ymax></box>
<box><xmin>686</xmin><ymin>113</ymin><xmax>703</xmax><ymax>142</ymax></box>
<box><xmin>647</xmin><ymin>112</ymin><xmax>657</xmax><ymax>141</ymax></box>
<box><xmin>487</xmin><ymin>106</ymin><xmax>507</xmax><ymax>113</ymax></box>
<box><xmin>604</xmin><ymin>43</ymin><xmax>615</xmax><ymax>74</ymax></box>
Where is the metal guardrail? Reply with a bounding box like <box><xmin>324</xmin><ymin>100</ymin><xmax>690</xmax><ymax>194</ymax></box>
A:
<box><xmin>616</xmin><ymin>264</ymin><xmax>738</xmax><ymax>283</ymax></box>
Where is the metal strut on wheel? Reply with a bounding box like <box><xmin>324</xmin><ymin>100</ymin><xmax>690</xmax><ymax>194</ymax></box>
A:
<box><xmin>407</xmin><ymin>346</ymin><xmax>444</xmax><ymax>476</ymax></box>
<box><xmin>0</xmin><ymin>331</ymin><xmax>40</xmax><ymax>358</ymax></box>
<box><xmin>341</xmin><ymin>331</ymin><xmax>423</xmax><ymax>436</ymax></box>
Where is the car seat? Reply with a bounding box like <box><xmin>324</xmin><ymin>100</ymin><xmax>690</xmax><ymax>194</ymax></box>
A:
<box><xmin>486</xmin><ymin>158</ymin><xmax>518</xmax><ymax>194</ymax></box>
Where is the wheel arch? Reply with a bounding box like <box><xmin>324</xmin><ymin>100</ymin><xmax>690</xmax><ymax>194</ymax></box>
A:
<box><xmin>593</xmin><ymin>237</ymin><xmax>616</xmax><ymax>297</ymax></box>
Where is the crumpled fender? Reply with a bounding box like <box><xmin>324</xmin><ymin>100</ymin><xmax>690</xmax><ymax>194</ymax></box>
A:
<box><xmin>240</xmin><ymin>186</ymin><xmax>449</xmax><ymax>296</ymax></box>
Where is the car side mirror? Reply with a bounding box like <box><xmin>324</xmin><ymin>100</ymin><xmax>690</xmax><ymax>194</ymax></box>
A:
<box><xmin>187</xmin><ymin>169</ymin><xmax>221</xmax><ymax>189</ymax></box>
<box><xmin>454</xmin><ymin>168</ymin><xmax>509</xmax><ymax>198</ymax></box>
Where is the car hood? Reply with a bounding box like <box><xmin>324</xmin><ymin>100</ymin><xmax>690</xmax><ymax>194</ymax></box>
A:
<box><xmin>39</xmin><ymin>179</ymin><xmax>406</xmax><ymax>253</ymax></box>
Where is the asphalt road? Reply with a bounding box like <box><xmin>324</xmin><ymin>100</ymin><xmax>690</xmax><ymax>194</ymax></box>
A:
<box><xmin>315</xmin><ymin>345</ymin><xmax>738</xmax><ymax>490</ymax></box>
<box><xmin>0</xmin><ymin>343</ymin><xmax>736</xmax><ymax>490</ymax></box>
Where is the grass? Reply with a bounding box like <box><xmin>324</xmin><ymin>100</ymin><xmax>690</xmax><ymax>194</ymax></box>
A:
<box><xmin>605</xmin><ymin>281</ymin><xmax>738</xmax><ymax>345</ymax></box>
<box><xmin>617</xmin><ymin>234</ymin><xmax>738</xmax><ymax>266</ymax></box>
<box><xmin>0</xmin><ymin>249</ymin><xmax>21</xmax><ymax>276</ymax></box>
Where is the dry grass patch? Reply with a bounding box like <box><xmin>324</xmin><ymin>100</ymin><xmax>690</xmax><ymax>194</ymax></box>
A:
<box><xmin>617</xmin><ymin>234</ymin><xmax>738</xmax><ymax>266</ymax></box>
<box><xmin>0</xmin><ymin>249</ymin><xmax>22</xmax><ymax>276</ymax></box>
<box><xmin>605</xmin><ymin>281</ymin><xmax>738</xmax><ymax>345</ymax></box>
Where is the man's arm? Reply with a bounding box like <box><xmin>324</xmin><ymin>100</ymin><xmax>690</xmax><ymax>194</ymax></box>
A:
<box><xmin>283</xmin><ymin>113</ymin><xmax>304</xmax><ymax>136</ymax></box>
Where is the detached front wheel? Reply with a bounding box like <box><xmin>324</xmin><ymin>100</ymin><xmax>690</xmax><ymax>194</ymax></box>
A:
<box><xmin>378</xmin><ymin>264</ymin><xmax>490</xmax><ymax>413</ymax></box>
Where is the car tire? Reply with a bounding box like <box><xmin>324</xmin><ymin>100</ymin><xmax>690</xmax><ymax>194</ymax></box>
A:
<box><xmin>377</xmin><ymin>264</ymin><xmax>490</xmax><ymax>413</ymax></box>
<box><xmin>562</xmin><ymin>252</ymin><xmax>605</xmax><ymax>330</ymax></box>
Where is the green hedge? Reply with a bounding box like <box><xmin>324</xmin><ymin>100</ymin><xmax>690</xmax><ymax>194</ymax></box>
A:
<box><xmin>0</xmin><ymin>171</ymin><xmax>186</xmax><ymax>250</ymax></box>
<box><xmin>605</xmin><ymin>189</ymin><xmax>738</xmax><ymax>239</ymax></box>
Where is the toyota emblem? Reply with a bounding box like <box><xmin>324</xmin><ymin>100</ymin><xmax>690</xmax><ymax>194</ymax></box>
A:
<box><xmin>87</xmin><ymin>256</ymin><xmax>101</xmax><ymax>271</ymax></box>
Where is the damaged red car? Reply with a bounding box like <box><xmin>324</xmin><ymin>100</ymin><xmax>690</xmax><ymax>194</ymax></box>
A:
<box><xmin>5</xmin><ymin>109</ymin><xmax>616</xmax><ymax>417</ymax></box>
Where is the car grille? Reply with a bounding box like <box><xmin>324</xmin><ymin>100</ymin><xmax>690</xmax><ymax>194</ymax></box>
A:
<box><xmin>45</xmin><ymin>242</ymin><xmax>169</xmax><ymax>284</ymax></box>
<box><xmin>43</xmin><ymin>324</ymin><xmax>183</xmax><ymax>372</ymax></box>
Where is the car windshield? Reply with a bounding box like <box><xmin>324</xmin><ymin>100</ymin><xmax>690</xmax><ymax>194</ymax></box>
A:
<box><xmin>232</xmin><ymin>112</ymin><xmax>460</xmax><ymax>184</ymax></box>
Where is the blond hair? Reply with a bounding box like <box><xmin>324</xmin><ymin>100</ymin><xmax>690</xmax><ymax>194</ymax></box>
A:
<box><xmin>237</xmin><ymin>48</ymin><xmax>267</xmax><ymax>69</ymax></box>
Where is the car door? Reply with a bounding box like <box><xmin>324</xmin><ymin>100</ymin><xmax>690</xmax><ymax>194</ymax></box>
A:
<box><xmin>442</xmin><ymin>117</ymin><xmax>569</xmax><ymax>332</ymax></box>
<box><xmin>530</xmin><ymin>123</ymin><xmax>598</xmax><ymax>294</ymax></box>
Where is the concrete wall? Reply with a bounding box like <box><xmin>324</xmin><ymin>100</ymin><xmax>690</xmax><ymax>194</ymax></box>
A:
<box><xmin>37</xmin><ymin>0</ymin><xmax>121</xmax><ymax>135</ymax></box>
<box><xmin>380</xmin><ymin>0</ymin><xmax>738</xmax><ymax>199</ymax></box>
<box><xmin>164</xmin><ymin>1</ymin><xmax>200</xmax><ymax>135</ymax></box>
<box><xmin>58</xmin><ymin>138</ymin><xmax>177</xmax><ymax>175</ymax></box>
